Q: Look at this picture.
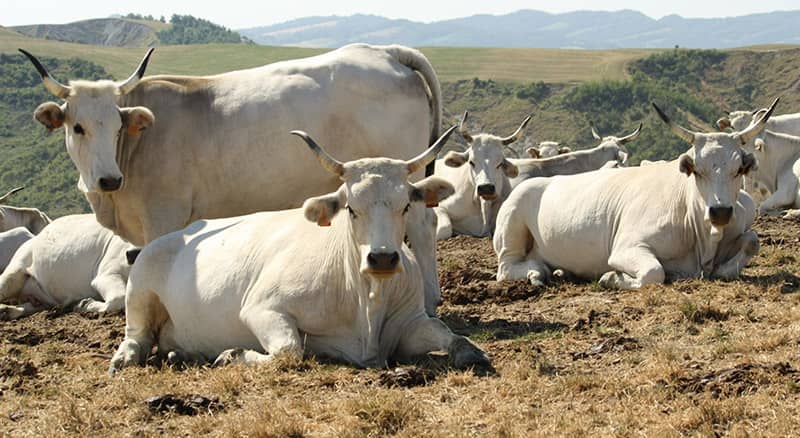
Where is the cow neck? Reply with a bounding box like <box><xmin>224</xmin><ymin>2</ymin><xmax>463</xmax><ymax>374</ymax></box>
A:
<box><xmin>681</xmin><ymin>174</ymin><xmax>721</xmax><ymax>277</ymax></box>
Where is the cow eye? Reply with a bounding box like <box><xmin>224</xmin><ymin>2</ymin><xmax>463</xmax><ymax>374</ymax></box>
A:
<box><xmin>346</xmin><ymin>205</ymin><xmax>357</xmax><ymax>219</ymax></box>
<box><xmin>402</xmin><ymin>203</ymin><xmax>410</xmax><ymax>215</ymax></box>
<box><xmin>496</xmin><ymin>162</ymin><xmax>504</xmax><ymax>169</ymax></box>
<box><xmin>73</xmin><ymin>124</ymin><xmax>85</xmax><ymax>135</ymax></box>
<box><xmin>469</xmin><ymin>161</ymin><xmax>475</xmax><ymax>167</ymax></box>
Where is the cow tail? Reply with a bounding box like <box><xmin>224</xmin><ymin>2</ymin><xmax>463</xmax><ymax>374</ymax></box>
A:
<box><xmin>0</xmin><ymin>239</ymin><xmax>34</xmax><ymax>302</ymax></box>
<box><xmin>390</xmin><ymin>45</ymin><xmax>442</xmax><ymax>177</ymax></box>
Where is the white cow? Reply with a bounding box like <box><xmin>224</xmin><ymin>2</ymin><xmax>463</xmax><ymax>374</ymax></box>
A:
<box><xmin>0</xmin><ymin>187</ymin><xmax>51</xmax><ymax>234</ymax></box>
<box><xmin>494</xmin><ymin>100</ymin><xmax>775</xmax><ymax>290</ymax></box>
<box><xmin>0</xmin><ymin>228</ymin><xmax>33</xmax><ymax>272</ymax></box>
<box><xmin>22</xmin><ymin>44</ymin><xmax>446</xmax><ymax>316</ymax></box>
<box><xmin>433</xmin><ymin>112</ymin><xmax>529</xmax><ymax>239</ymax></box>
<box><xmin>526</xmin><ymin>141</ymin><xmax>571</xmax><ymax>158</ymax></box>
<box><xmin>508</xmin><ymin>124</ymin><xmax>640</xmax><ymax>189</ymax></box>
<box><xmin>743</xmin><ymin>130</ymin><xmax>800</xmax><ymax>215</ymax></box>
<box><xmin>109</xmin><ymin>127</ymin><xmax>490</xmax><ymax>373</ymax></box>
<box><xmin>0</xmin><ymin>214</ymin><xmax>132</xmax><ymax>320</ymax></box>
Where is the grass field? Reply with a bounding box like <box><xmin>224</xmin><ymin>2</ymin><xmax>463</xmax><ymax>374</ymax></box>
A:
<box><xmin>1</xmin><ymin>215</ymin><xmax>798</xmax><ymax>436</ymax></box>
<box><xmin>0</xmin><ymin>27</ymin><xmax>657</xmax><ymax>83</ymax></box>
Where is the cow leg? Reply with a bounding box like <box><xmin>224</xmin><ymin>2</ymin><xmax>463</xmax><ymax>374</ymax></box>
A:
<box><xmin>109</xmin><ymin>288</ymin><xmax>164</xmax><ymax>374</ymax></box>
<box><xmin>212</xmin><ymin>308</ymin><xmax>302</xmax><ymax>367</ymax></box>
<box><xmin>406</xmin><ymin>204</ymin><xmax>441</xmax><ymax>316</ymax></box>
<box><xmin>75</xmin><ymin>274</ymin><xmax>127</xmax><ymax>315</ymax></box>
<box><xmin>433</xmin><ymin>207</ymin><xmax>453</xmax><ymax>240</ymax></box>
<box><xmin>758</xmin><ymin>171</ymin><xmax>797</xmax><ymax>214</ymax></box>
<box><xmin>600</xmin><ymin>247</ymin><xmax>665</xmax><ymax>290</ymax></box>
<box><xmin>713</xmin><ymin>231</ymin><xmax>759</xmax><ymax>279</ymax></box>
<box><xmin>494</xmin><ymin>211</ymin><xmax>549</xmax><ymax>287</ymax></box>
<box><xmin>0</xmin><ymin>302</ymin><xmax>46</xmax><ymax>320</ymax></box>
<box><xmin>396</xmin><ymin>316</ymin><xmax>490</xmax><ymax>369</ymax></box>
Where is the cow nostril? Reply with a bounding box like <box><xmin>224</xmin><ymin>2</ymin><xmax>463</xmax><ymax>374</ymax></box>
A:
<box><xmin>367</xmin><ymin>251</ymin><xmax>400</xmax><ymax>271</ymax></box>
<box><xmin>709</xmin><ymin>206</ymin><xmax>734</xmax><ymax>224</ymax></box>
<box><xmin>477</xmin><ymin>184</ymin><xmax>496</xmax><ymax>196</ymax></box>
<box><xmin>98</xmin><ymin>177</ymin><xmax>122</xmax><ymax>192</ymax></box>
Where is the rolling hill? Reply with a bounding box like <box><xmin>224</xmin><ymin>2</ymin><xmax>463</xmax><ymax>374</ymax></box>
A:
<box><xmin>240</xmin><ymin>10</ymin><xmax>800</xmax><ymax>49</ymax></box>
<box><xmin>12</xmin><ymin>18</ymin><xmax>165</xmax><ymax>47</ymax></box>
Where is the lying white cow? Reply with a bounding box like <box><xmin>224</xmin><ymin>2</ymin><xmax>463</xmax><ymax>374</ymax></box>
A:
<box><xmin>494</xmin><ymin>100</ymin><xmax>775</xmax><ymax>289</ymax></box>
<box><xmin>0</xmin><ymin>214</ymin><xmax>131</xmax><ymax>320</ymax></box>
<box><xmin>22</xmin><ymin>43</ymin><xmax>446</xmax><ymax>316</ymax></box>
<box><xmin>0</xmin><ymin>187</ymin><xmax>51</xmax><ymax>234</ymax></box>
<box><xmin>109</xmin><ymin>127</ymin><xmax>490</xmax><ymax>373</ymax></box>
<box><xmin>743</xmin><ymin>130</ymin><xmax>800</xmax><ymax>215</ymax></box>
<box><xmin>526</xmin><ymin>141</ymin><xmax>571</xmax><ymax>158</ymax></box>
<box><xmin>433</xmin><ymin>112</ymin><xmax>529</xmax><ymax>239</ymax></box>
<box><xmin>0</xmin><ymin>228</ymin><xmax>33</xmax><ymax>272</ymax></box>
<box><xmin>508</xmin><ymin>124</ymin><xmax>640</xmax><ymax>189</ymax></box>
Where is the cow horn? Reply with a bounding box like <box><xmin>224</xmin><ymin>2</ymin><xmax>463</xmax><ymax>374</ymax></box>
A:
<box><xmin>501</xmin><ymin>114</ymin><xmax>533</xmax><ymax>145</ymax></box>
<box><xmin>652</xmin><ymin>102</ymin><xmax>695</xmax><ymax>145</ymax></box>
<box><xmin>738</xmin><ymin>97</ymin><xmax>780</xmax><ymax>146</ymax></box>
<box><xmin>617</xmin><ymin>123</ymin><xmax>643</xmax><ymax>145</ymax></box>
<box><xmin>290</xmin><ymin>131</ymin><xmax>345</xmax><ymax>176</ymax></box>
<box><xmin>407</xmin><ymin>125</ymin><xmax>458</xmax><ymax>174</ymax></box>
<box><xmin>18</xmin><ymin>49</ymin><xmax>71</xmax><ymax>98</ymax></box>
<box><xmin>118</xmin><ymin>48</ymin><xmax>155</xmax><ymax>95</ymax></box>
<box><xmin>0</xmin><ymin>186</ymin><xmax>24</xmax><ymax>204</ymax></box>
<box><xmin>590</xmin><ymin>122</ymin><xmax>602</xmax><ymax>141</ymax></box>
<box><xmin>458</xmin><ymin>111</ymin><xmax>473</xmax><ymax>143</ymax></box>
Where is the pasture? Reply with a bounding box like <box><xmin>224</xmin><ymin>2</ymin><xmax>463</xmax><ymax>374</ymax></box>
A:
<box><xmin>1</xmin><ymin>215</ymin><xmax>798</xmax><ymax>436</ymax></box>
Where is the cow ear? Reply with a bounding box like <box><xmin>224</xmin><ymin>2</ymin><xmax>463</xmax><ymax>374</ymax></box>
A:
<box><xmin>411</xmin><ymin>176</ymin><xmax>455</xmax><ymax>207</ymax></box>
<box><xmin>739</xmin><ymin>151</ymin><xmax>758</xmax><ymax>175</ymax></box>
<box><xmin>679</xmin><ymin>154</ymin><xmax>694</xmax><ymax>176</ymax></box>
<box><xmin>500</xmin><ymin>159</ymin><xmax>519</xmax><ymax>178</ymax></box>
<box><xmin>443</xmin><ymin>150</ymin><xmax>468</xmax><ymax>167</ymax></box>
<box><xmin>303</xmin><ymin>185</ymin><xmax>346</xmax><ymax>227</ymax></box>
<box><xmin>526</xmin><ymin>147</ymin><xmax>539</xmax><ymax>158</ymax></box>
<box><xmin>717</xmin><ymin>118</ymin><xmax>731</xmax><ymax>131</ymax></box>
<box><xmin>618</xmin><ymin>150</ymin><xmax>629</xmax><ymax>165</ymax></box>
<box><xmin>120</xmin><ymin>106</ymin><xmax>154</xmax><ymax>137</ymax></box>
<box><xmin>34</xmin><ymin>102</ymin><xmax>65</xmax><ymax>131</ymax></box>
<box><xmin>754</xmin><ymin>138</ymin><xmax>765</xmax><ymax>152</ymax></box>
<box><xmin>558</xmin><ymin>146</ymin><xmax>571</xmax><ymax>154</ymax></box>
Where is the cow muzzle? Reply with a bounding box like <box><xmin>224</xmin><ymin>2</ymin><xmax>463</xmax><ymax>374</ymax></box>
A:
<box><xmin>98</xmin><ymin>176</ymin><xmax>123</xmax><ymax>192</ymax></box>
<box><xmin>708</xmin><ymin>205</ymin><xmax>734</xmax><ymax>226</ymax></box>
<box><xmin>365</xmin><ymin>250</ymin><xmax>401</xmax><ymax>277</ymax></box>
<box><xmin>477</xmin><ymin>184</ymin><xmax>497</xmax><ymax>200</ymax></box>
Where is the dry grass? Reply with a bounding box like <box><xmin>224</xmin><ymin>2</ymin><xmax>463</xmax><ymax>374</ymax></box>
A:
<box><xmin>2</xmin><ymin>215</ymin><xmax>800</xmax><ymax>436</ymax></box>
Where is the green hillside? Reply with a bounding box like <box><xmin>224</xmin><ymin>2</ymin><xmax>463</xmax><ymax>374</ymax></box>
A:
<box><xmin>2</xmin><ymin>29</ymin><xmax>799</xmax><ymax>218</ymax></box>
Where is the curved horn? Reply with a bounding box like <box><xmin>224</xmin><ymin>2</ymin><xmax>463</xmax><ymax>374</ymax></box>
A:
<box><xmin>590</xmin><ymin>122</ymin><xmax>602</xmax><ymax>141</ymax></box>
<box><xmin>617</xmin><ymin>123</ymin><xmax>643</xmax><ymax>145</ymax></box>
<box><xmin>738</xmin><ymin>97</ymin><xmax>780</xmax><ymax>146</ymax></box>
<box><xmin>652</xmin><ymin>102</ymin><xmax>695</xmax><ymax>145</ymax></box>
<box><xmin>118</xmin><ymin>48</ymin><xmax>155</xmax><ymax>95</ymax></box>
<box><xmin>290</xmin><ymin>131</ymin><xmax>344</xmax><ymax>176</ymax></box>
<box><xmin>0</xmin><ymin>186</ymin><xmax>24</xmax><ymax>204</ymax></box>
<box><xmin>501</xmin><ymin>114</ymin><xmax>533</xmax><ymax>145</ymax></box>
<box><xmin>18</xmin><ymin>49</ymin><xmax>71</xmax><ymax>98</ymax></box>
<box><xmin>407</xmin><ymin>125</ymin><xmax>458</xmax><ymax>174</ymax></box>
<box><xmin>458</xmin><ymin>111</ymin><xmax>473</xmax><ymax>143</ymax></box>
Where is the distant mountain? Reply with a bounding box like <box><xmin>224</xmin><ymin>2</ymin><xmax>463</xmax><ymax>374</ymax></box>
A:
<box><xmin>239</xmin><ymin>10</ymin><xmax>800</xmax><ymax>49</ymax></box>
<box><xmin>12</xmin><ymin>18</ymin><xmax>163</xmax><ymax>47</ymax></box>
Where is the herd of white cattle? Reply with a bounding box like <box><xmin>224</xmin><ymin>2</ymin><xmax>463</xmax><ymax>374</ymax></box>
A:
<box><xmin>0</xmin><ymin>43</ymin><xmax>795</xmax><ymax>373</ymax></box>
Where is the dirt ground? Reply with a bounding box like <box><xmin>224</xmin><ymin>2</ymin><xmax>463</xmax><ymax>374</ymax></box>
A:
<box><xmin>1</xmin><ymin>216</ymin><xmax>799</xmax><ymax>436</ymax></box>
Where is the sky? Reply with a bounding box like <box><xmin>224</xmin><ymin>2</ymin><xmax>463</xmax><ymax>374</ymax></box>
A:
<box><xmin>3</xmin><ymin>0</ymin><xmax>799</xmax><ymax>28</ymax></box>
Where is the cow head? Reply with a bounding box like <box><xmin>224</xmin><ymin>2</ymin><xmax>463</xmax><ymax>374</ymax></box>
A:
<box><xmin>716</xmin><ymin>108</ymin><xmax>768</xmax><ymax>132</ymax></box>
<box><xmin>21</xmin><ymin>49</ymin><xmax>155</xmax><ymax>193</ymax></box>
<box><xmin>443</xmin><ymin>112</ymin><xmax>528</xmax><ymax>201</ymax></box>
<box><xmin>293</xmin><ymin>126</ymin><xmax>457</xmax><ymax>278</ymax></box>
<box><xmin>590</xmin><ymin>122</ymin><xmax>641</xmax><ymax>166</ymax></box>
<box><xmin>526</xmin><ymin>141</ymin><xmax>570</xmax><ymax>159</ymax></box>
<box><xmin>653</xmin><ymin>99</ymin><xmax>776</xmax><ymax>227</ymax></box>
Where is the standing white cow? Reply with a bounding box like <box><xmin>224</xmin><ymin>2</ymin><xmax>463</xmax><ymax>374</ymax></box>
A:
<box><xmin>109</xmin><ymin>127</ymin><xmax>491</xmax><ymax>373</ymax></box>
<box><xmin>433</xmin><ymin>112</ymin><xmax>529</xmax><ymax>239</ymax></box>
<box><xmin>0</xmin><ymin>215</ymin><xmax>132</xmax><ymax>320</ymax></box>
<box><xmin>22</xmin><ymin>43</ymin><xmax>446</xmax><ymax>315</ymax></box>
<box><xmin>508</xmin><ymin>124</ymin><xmax>640</xmax><ymax>189</ymax></box>
<box><xmin>526</xmin><ymin>141</ymin><xmax>571</xmax><ymax>158</ymax></box>
<box><xmin>0</xmin><ymin>187</ymin><xmax>51</xmax><ymax>234</ymax></box>
<box><xmin>0</xmin><ymin>228</ymin><xmax>34</xmax><ymax>272</ymax></box>
<box><xmin>494</xmin><ymin>100</ymin><xmax>775</xmax><ymax>289</ymax></box>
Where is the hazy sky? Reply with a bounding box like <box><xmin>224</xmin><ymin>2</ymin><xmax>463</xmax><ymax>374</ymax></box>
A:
<box><xmin>4</xmin><ymin>0</ymin><xmax>799</xmax><ymax>28</ymax></box>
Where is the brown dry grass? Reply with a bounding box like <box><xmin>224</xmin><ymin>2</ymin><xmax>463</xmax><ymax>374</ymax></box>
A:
<box><xmin>2</xmin><ymin>215</ymin><xmax>800</xmax><ymax>436</ymax></box>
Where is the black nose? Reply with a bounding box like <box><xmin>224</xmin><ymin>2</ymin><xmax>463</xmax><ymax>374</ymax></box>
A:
<box><xmin>709</xmin><ymin>205</ymin><xmax>733</xmax><ymax>225</ymax></box>
<box><xmin>98</xmin><ymin>176</ymin><xmax>122</xmax><ymax>192</ymax></box>
<box><xmin>367</xmin><ymin>251</ymin><xmax>400</xmax><ymax>272</ymax></box>
<box><xmin>477</xmin><ymin>184</ymin><xmax>496</xmax><ymax>197</ymax></box>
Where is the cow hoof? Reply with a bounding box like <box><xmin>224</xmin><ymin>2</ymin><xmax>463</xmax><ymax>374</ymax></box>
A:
<box><xmin>109</xmin><ymin>339</ymin><xmax>143</xmax><ymax>375</ymax></box>
<box><xmin>449</xmin><ymin>337</ymin><xmax>491</xmax><ymax>369</ymax></box>
<box><xmin>213</xmin><ymin>348</ymin><xmax>244</xmax><ymax>367</ymax></box>
<box><xmin>598</xmin><ymin>271</ymin><xmax>622</xmax><ymax>290</ymax></box>
<box><xmin>74</xmin><ymin>298</ymin><xmax>100</xmax><ymax>314</ymax></box>
<box><xmin>0</xmin><ymin>305</ymin><xmax>10</xmax><ymax>321</ymax></box>
<box><xmin>526</xmin><ymin>272</ymin><xmax>545</xmax><ymax>288</ymax></box>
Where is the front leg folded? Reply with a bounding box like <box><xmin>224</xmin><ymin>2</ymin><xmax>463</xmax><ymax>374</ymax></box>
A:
<box><xmin>396</xmin><ymin>316</ymin><xmax>490</xmax><ymax>369</ymax></box>
<box><xmin>600</xmin><ymin>246</ymin><xmax>665</xmax><ymax>290</ymax></box>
